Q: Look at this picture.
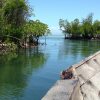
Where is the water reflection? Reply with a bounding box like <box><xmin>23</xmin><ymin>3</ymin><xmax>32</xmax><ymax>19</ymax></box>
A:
<box><xmin>0</xmin><ymin>38</ymin><xmax>100</xmax><ymax>100</ymax></box>
<box><xmin>58</xmin><ymin>40</ymin><xmax>100</xmax><ymax>58</ymax></box>
<box><xmin>0</xmin><ymin>47</ymin><xmax>47</xmax><ymax>100</ymax></box>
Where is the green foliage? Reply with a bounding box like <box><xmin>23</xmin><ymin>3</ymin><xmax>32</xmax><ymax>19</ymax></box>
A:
<box><xmin>59</xmin><ymin>13</ymin><xmax>100</xmax><ymax>39</ymax></box>
<box><xmin>24</xmin><ymin>20</ymin><xmax>50</xmax><ymax>44</ymax></box>
<box><xmin>0</xmin><ymin>0</ymin><xmax>29</xmax><ymax>43</ymax></box>
<box><xmin>0</xmin><ymin>0</ymin><xmax>4</xmax><ymax>35</ymax></box>
<box><xmin>59</xmin><ymin>19</ymin><xmax>71</xmax><ymax>38</ymax></box>
<box><xmin>1</xmin><ymin>0</ymin><xmax>30</xmax><ymax>42</ymax></box>
<box><xmin>71</xmin><ymin>19</ymin><xmax>81</xmax><ymax>37</ymax></box>
<box><xmin>93</xmin><ymin>20</ymin><xmax>100</xmax><ymax>36</ymax></box>
<box><xmin>0</xmin><ymin>0</ymin><xmax>49</xmax><ymax>47</ymax></box>
<box><xmin>29</xmin><ymin>20</ymin><xmax>49</xmax><ymax>36</ymax></box>
<box><xmin>3</xmin><ymin>0</ymin><xmax>29</xmax><ymax>27</ymax></box>
<box><xmin>81</xmin><ymin>13</ymin><xmax>93</xmax><ymax>38</ymax></box>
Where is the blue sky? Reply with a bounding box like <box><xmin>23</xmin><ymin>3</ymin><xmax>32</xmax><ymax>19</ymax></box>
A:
<box><xmin>29</xmin><ymin>0</ymin><xmax>100</xmax><ymax>34</ymax></box>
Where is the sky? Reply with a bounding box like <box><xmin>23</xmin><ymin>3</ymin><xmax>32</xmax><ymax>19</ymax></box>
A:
<box><xmin>29</xmin><ymin>0</ymin><xmax>100</xmax><ymax>34</ymax></box>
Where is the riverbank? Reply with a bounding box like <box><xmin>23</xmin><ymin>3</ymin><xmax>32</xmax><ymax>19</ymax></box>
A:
<box><xmin>0</xmin><ymin>41</ymin><xmax>40</xmax><ymax>55</ymax></box>
<box><xmin>42</xmin><ymin>51</ymin><xmax>100</xmax><ymax>100</ymax></box>
<box><xmin>65</xmin><ymin>36</ymin><xmax>100</xmax><ymax>40</ymax></box>
<box><xmin>0</xmin><ymin>42</ymin><xmax>17</xmax><ymax>55</ymax></box>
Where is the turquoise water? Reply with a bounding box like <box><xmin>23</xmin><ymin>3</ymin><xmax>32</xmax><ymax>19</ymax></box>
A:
<box><xmin>0</xmin><ymin>37</ymin><xmax>100</xmax><ymax>100</ymax></box>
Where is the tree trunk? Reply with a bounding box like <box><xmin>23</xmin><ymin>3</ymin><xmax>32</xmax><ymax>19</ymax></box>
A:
<box><xmin>36</xmin><ymin>36</ymin><xmax>39</xmax><ymax>45</ymax></box>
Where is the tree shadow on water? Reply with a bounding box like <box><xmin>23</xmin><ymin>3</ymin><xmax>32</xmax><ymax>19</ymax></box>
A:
<box><xmin>0</xmin><ymin>47</ymin><xmax>48</xmax><ymax>100</ymax></box>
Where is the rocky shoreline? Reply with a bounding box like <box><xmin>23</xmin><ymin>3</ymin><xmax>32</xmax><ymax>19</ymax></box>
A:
<box><xmin>0</xmin><ymin>42</ymin><xmax>17</xmax><ymax>55</ymax></box>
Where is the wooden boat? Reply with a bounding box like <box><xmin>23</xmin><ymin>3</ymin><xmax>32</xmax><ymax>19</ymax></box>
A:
<box><xmin>42</xmin><ymin>51</ymin><xmax>100</xmax><ymax>100</ymax></box>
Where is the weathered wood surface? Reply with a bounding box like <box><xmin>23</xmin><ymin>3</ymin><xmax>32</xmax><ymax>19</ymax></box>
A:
<box><xmin>42</xmin><ymin>51</ymin><xmax>100</xmax><ymax>100</ymax></box>
<box><xmin>42</xmin><ymin>80</ymin><xmax>78</xmax><ymax>100</ymax></box>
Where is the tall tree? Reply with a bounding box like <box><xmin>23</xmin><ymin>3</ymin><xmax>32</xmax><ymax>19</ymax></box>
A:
<box><xmin>3</xmin><ymin>0</ymin><xmax>29</xmax><ymax>27</ymax></box>
<box><xmin>59</xmin><ymin>19</ymin><xmax>71</xmax><ymax>38</ymax></box>
<box><xmin>93</xmin><ymin>20</ymin><xmax>100</xmax><ymax>38</ymax></box>
<box><xmin>82</xmin><ymin>13</ymin><xmax>93</xmax><ymax>38</ymax></box>
<box><xmin>2</xmin><ymin>0</ymin><xmax>30</xmax><ymax>41</ymax></box>
<box><xmin>25</xmin><ymin>20</ymin><xmax>50</xmax><ymax>45</ymax></box>
<box><xmin>0</xmin><ymin>0</ymin><xmax>5</xmax><ymax>37</ymax></box>
<box><xmin>71</xmin><ymin>19</ymin><xmax>81</xmax><ymax>38</ymax></box>
<box><xmin>59</xmin><ymin>13</ymin><xmax>100</xmax><ymax>39</ymax></box>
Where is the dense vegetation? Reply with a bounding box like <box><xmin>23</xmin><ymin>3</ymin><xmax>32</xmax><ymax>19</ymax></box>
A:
<box><xmin>59</xmin><ymin>13</ymin><xmax>100</xmax><ymax>39</ymax></box>
<box><xmin>0</xmin><ymin>0</ymin><xmax>49</xmax><ymax>49</ymax></box>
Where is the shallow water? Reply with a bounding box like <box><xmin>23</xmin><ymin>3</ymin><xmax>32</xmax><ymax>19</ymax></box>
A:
<box><xmin>0</xmin><ymin>37</ymin><xmax>100</xmax><ymax>100</ymax></box>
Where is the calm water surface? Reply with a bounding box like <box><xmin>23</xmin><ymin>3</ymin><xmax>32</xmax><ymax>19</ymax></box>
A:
<box><xmin>0</xmin><ymin>37</ymin><xmax>100</xmax><ymax>100</ymax></box>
